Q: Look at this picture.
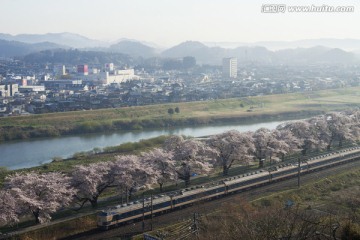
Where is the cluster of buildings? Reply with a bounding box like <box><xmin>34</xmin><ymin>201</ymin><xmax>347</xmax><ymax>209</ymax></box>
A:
<box><xmin>1</xmin><ymin>57</ymin><xmax>359</xmax><ymax>117</ymax></box>
<box><xmin>53</xmin><ymin>63</ymin><xmax>140</xmax><ymax>85</ymax></box>
<box><xmin>0</xmin><ymin>62</ymin><xmax>142</xmax><ymax>115</ymax></box>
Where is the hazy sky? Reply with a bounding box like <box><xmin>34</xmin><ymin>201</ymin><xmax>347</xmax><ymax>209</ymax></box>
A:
<box><xmin>1</xmin><ymin>0</ymin><xmax>359</xmax><ymax>46</ymax></box>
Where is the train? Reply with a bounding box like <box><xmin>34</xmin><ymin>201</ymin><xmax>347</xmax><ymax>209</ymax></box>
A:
<box><xmin>97</xmin><ymin>146</ymin><xmax>360</xmax><ymax>230</ymax></box>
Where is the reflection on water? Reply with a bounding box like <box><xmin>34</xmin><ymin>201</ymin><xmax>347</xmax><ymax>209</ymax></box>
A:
<box><xmin>0</xmin><ymin>120</ymin><xmax>285</xmax><ymax>170</ymax></box>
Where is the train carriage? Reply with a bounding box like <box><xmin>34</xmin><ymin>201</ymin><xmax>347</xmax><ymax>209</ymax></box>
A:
<box><xmin>98</xmin><ymin>146</ymin><xmax>360</xmax><ymax>229</ymax></box>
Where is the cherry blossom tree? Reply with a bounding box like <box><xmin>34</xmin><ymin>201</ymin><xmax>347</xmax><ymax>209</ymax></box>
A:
<box><xmin>71</xmin><ymin>161</ymin><xmax>116</xmax><ymax>208</ymax></box>
<box><xmin>307</xmin><ymin>113</ymin><xmax>356</xmax><ymax>151</ymax></box>
<box><xmin>142</xmin><ymin>148</ymin><xmax>176</xmax><ymax>192</ymax></box>
<box><xmin>325</xmin><ymin>112</ymin><xmax>354</xmax><ymax>148</ymax></box>
<box><xmin>252</xmin><ymin>128</ymin><xmax>282</xmax><ymax>167</ymax></box>
<box><xmin>5</xmin><ymin>172</ymin><xmax>76</xmax><ymax>224</ymax></box>
<box><xmin>307</xmin><ymin>115</ymin><xmax>331</xmax><ymax>151</ymax></box>
<box><xmin>278</xmin><ymin>120</ymin><xmax>322</xmax><ymax>156</ymax></box>
<box><xmin>272</xmin><ymin>129</ymin><xmax>301</xmax><ymax>161</ymax></box>
<box><xmin>347</xmin><ymin>110</ymin><xmax>360</xmax><ymax>141</ymax></box>
<box><xmin>208</xmin><ymin>130</ymin><xmax>255</xmax><ymax>176</ymax></box>
<box><xmin>113</xmin><ymin>154</ymin><xmax>157</xmax><ymax>200</ymax></box>
<box><xmin>0</xmin><ymin>190</ymin><xmax>18</xmax><ymax>226</ymax></box>
<box><xmin>164</xmin><ymin>135</ymin><xmax>215</xmax><ymax>187</ymax></box>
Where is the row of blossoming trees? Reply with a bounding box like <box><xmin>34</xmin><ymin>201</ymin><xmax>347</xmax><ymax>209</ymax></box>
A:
<box><xmin>1</xmin><ymin>110</ymin><xmax>360</xmax><ymax>226</ymax></box>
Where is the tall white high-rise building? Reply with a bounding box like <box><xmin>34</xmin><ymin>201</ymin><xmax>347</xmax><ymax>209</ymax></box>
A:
<box><xmin>54</xmin><ymin>65</ymin><xmax>66</xmax><ymax>76</ymax></box>
<box><xmin>222</xmin><ymin>57</ymin><xmax>237</xmax><ymax>78</ymax></box>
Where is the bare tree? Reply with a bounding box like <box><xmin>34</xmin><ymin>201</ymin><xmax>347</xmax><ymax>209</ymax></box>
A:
<box><xmin>199</xmin><ymin>199</ymin><xmax>341</xmax><ymax>240</ymax></box>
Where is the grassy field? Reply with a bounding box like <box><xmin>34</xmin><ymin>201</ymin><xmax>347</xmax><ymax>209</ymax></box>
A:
<box><xmin>2</xmin><ymin>87</ymin><xmax>360</xmax><ymax>127</ymax></box>
<box><xmin>252</xmin><ymin>167</ymin><xmax>360</xmax><ymax>210</ymax></box>
<box><xmin>1</xmin><ymin>87</ymin><xmax>360</xmax><ymax>142</ymax></box>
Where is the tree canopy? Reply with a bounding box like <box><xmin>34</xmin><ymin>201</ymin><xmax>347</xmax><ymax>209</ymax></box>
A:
<box><xmin>1</xmin><ymin>110</ymin><xmax>360</xmax><ymax>226</ymax></box>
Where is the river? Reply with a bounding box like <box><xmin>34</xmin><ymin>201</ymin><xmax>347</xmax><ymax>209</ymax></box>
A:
<box><xmin>0</xmin><ymin>120</ymin><xmax>287</xmax><ymax>170</ymax></box>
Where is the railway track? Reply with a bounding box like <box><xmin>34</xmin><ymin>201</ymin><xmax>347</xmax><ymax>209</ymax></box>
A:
<box><xmin>64</xmin><ymin>158</ymin><xmax>360</xmax><ymax>240</ymax></box>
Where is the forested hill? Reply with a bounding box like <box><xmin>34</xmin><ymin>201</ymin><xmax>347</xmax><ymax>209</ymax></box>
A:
<box><xmin>22</xmin><ymin>49</ymin><xmax>134</xmax><ymax>66</ymax></box>
<box><xmin>0</xmin><ymin>39</ymin><xmax>66</xmax><ymax>58</ymax></box>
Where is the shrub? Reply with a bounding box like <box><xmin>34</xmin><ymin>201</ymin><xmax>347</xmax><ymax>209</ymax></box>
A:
<box><xmin>52</xmin><ymin>157</ymin><xmax>63</xmax><ymax>162</ymax></box>
<box><xmin>72</xmin><ymin>151</ymin><xmax>90</xmax><ymax>160</ymax></box>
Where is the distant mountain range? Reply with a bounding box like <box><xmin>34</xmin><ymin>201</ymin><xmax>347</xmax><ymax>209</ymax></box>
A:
<box><xmin>205</xmin><ymin>39</ymin><xmax>360</xmax><ymax>51</ymax></box>
<box><xmin>23</xmin><ymin>49</ymin><xmax>133</xmax><ymax>66</ymax></box>
<box><xmin>0</xmin><ymin>32</ymin><xmax>106</xmax><ymax>48</ymax></box>
<box><xmin>109</xmin><ymin>40</ymin><xmax>158</xmax><ymax>58</ymax></box>
<box><xmin>161</xmin><ymin>41</ymin><xmax>358</xmax><ymax>65</ymax></box>
<box><xmin>0</xmin><ymin>39</ymin><xmax>67</xmax><ymax>58</ymax></box>
<box><xmin>0</xmin><ymin>33</ymin><xmax>162</xmax><ymax>50</ymax></box>
<box><xmin>0</xmin><ymin>32</ymin><xmax>360</xmax><ymax>65</ymax></box>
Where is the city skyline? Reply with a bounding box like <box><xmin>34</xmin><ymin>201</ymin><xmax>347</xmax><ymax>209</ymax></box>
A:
<box><xmin>1</xmin><ymin>0</ymin><xmax>360</xmax><ymax>47</ymax></box>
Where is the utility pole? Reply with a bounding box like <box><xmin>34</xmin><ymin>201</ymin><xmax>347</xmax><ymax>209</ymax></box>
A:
<box><xmin>297</xmin><ymin>157</ymin><xmax>301</xmax><ymax>188</ymax></box>
<box><xmin>193</xmin><ymin>213</ymin><xmax>199</xmax><ymax>237</ymax></box>
<box><xmin>142</xmin><ymin>193</ymin><xmax>145</xmax><ymax>233</ymax></box>
<box><xmin>268</xmin><ymin>170</ymin><xmax>272</xmax><ymax>182</ymax></box>
<box><xmin>151</xmin><ymin>194</ymin><xmax>153</xmax><ymax>231</ymax></box>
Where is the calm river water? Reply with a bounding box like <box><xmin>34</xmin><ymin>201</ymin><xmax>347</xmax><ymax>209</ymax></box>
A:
<box><xmin>0</xmin><ymin>120</ymin><xmax>287</xmax><ymax>170</ymax></box>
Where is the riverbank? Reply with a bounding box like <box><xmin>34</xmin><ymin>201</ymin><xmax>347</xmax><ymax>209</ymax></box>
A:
<box><xmin>1</xmin><ymin>87</ymin><xmax>359</xmax><ymax>142</ymax></box>
<box><xmin>0</xmin><ymin>119</ymin><xmax>288</xmax><ymax>170</ymax></box>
